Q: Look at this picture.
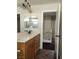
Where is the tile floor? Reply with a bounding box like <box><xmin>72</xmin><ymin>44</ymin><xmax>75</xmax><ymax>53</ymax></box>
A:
<box><xmin>35</xmin><ymin>49</ymin><xmax>55</xmax><ymax>59</ymax></box>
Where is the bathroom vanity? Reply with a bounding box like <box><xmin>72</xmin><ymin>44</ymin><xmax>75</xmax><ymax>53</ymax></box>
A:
<box><xmin>17</xmin><ymin>32</ymin><xmax>40</xmax><ymax>59</ymax></box>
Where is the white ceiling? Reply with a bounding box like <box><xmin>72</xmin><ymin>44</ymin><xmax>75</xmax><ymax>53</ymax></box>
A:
<box><xmin>17</xmin><ymin>0</ymin><xmax>58</xmax><ymax>6</ymax></box>
<box><xmin>28</xmin><ymin>0</ymin><xmax>58</xmax><ymax>5</ymax></box>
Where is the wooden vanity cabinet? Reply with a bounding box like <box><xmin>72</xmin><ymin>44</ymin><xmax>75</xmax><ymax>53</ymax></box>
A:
<box><xmin>17</xmin><ymin>34</ymin><xmax>40</xmax><ymax>59</ymax></box>
<box><xmin>26</xmin><ymin>37</ymin><xmax>35</xmax><ymax>59</ymax></box>
<box><xmin>26</xmin><ymin>34</ymin><xmax>40</xmax><ymax>59</ymax></box>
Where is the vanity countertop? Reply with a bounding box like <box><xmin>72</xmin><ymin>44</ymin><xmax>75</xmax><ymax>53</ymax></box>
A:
<box><xmin>17</xmin><ymin>31</ymin><xmax>40</xmax><ymax>43</ymax></box>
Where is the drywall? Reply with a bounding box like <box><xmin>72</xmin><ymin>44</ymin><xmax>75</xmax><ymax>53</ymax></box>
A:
<box><xmin>31</xmin><ymin>3</ymin><xmax>58</xmax><ymax>49</ymax></box>
<box><xmin>17</xmin><ymin>3</ymin><xmax>58</xmax><ymax>49</ymax></box>
<box><xmin>43</xmin><ymin>16</ymin><xmax>52</xmax><ymax>33</ymax></box>
<box><xmin>43</xmin><ymin>16</ymin><xmax>55</xmax><ymax>34</ymax></box>
<box><xmin>43</xmin><ymin>15</ymin><xmax>56</xmax><ymax>43</ymax></box>
<box><xmin>17</xmin><ymin>7</ymin><xmax>30</xmax><ymax>32</ymax></box>
<box><xmin>31</xmin><ymin>3</ymin><xmax>58</xmax><ymax>13</ymax></box>
<box><xmin>17</xmin><ymin>3</ymin><xmax>58</xmax><ymax>31</ymax></box>
<box><xmin>51</xmin><ymin>16</ymin><xmax>56</xmax><ymax>36</ymax></box>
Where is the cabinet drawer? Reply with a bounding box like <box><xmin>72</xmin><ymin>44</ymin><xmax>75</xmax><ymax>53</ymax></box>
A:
<box><xmin>17</xmin><ymin>43</ymin><xmax>25</xmax><ymax>48</ymax></box>
<box><xmin>17</xmin><ymin>42</ymin><xmax>25</xmax><ymax>59</ymax></box>
<box><xmin>17</xmin><ymin>48</ymin><xmax>25</xmax><ymax>56</ymax></box>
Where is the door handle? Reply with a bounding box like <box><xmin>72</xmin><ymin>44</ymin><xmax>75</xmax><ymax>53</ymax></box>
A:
<box><xmin>55</xmin><ymin>35</ymin><xmax>60</xmax><ymax>37</ymax></box>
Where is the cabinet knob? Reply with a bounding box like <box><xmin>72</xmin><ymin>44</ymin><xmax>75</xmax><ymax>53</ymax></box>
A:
<box><xmin>17</xmin><ymin>50</ymin><xmax>21</xmax><ymax>52</ymax></box>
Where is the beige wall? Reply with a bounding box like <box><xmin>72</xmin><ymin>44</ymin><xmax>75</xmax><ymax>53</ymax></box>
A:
<box><xmin>43</xmin><ymin>16</ymin><xmax>52</xmax><ymax>33</ymax></box>
<box><xmin>17</xmin><ymin>3</ymin><xmax>59</xmax><ymax>49</ymax></box>
<box><xmin>43</xmin><ymin>15</ymin><xmax>56</xmax><ymax>38</ymax></box>
<box><xmin>17</xmin><ymin>7</ymin><xmax>30</xmax><ymax>32</ymax></box>
<box><xmin>31</xmin><ymin>3</ymin><xmax>58</xmax><ymax>49</ymax></box>
<box><xmin>51</xmin><ymin>16</ymin><xmax>56</xmax><ymax>36</ymax></box>
<box><xmin>17</xmin><ymin>3</ymin><xmax>58</xmax><ymax>32</ymax></box>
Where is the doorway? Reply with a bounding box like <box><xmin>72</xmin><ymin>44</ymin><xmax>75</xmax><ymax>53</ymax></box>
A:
<box><xmin>17</xmin><ymin>14</ymin><xmax>20</xmax><ymax>33</ymax></box>
<box><xmin>43</xmin><ymin>12</ymin><xmax>56</xmax><ymax>50</ymax></box>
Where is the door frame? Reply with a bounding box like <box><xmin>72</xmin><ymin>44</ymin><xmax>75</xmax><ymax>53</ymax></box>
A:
<box><xmin>40</xmin><ymin>4</ymin><xmax>61</xmax><ymax>59</ymax></box>
<box><xmin>55</xmin><ymin>4</ymin><xmax>61</xmax><ymax>59</ymax></box>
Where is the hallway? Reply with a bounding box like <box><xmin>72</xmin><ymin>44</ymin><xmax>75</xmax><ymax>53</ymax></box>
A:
<box><xmin>35</xmin><ymin>49</ymin><xmax>55</xmax><ymax>59</ymax></box>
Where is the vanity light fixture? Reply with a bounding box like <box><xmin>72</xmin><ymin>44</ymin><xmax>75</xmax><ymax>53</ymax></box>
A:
<box><xmin>22</xmin><ymin>0</ymin><xmax>32</xmax><ymax>13</ymax></box>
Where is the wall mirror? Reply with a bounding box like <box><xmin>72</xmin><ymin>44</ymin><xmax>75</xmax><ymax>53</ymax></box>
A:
<box><xmin>24</xmin><ymin>16</ymin><xmax>38</xmax><ymax>30</ymax></box>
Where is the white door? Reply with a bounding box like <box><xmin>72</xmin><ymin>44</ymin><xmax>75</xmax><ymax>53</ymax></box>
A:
<box><xmin>55</xmin><ymin>3</ymin><xmax>61</xmax><ymax>59</ymax></box>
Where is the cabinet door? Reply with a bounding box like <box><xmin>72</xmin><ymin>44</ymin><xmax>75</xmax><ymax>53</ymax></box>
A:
<box><xmin>26</xmin><ymin>39</ymin><xmax>35</xmax><ymax>59</ymax></box>
<box><xmin>34</xmin><ymin>34</ymin><xmax>40</xmax><ymax>58</ymax></box>
<box><xmin>35</xmin><ymin>34</ymin><xmax>40</xmax><ymax>51</ymax></box>
<box><xmin>17</xmin><ymin>43</ymin><xmax>25</xmax><ymax>59</ymax></box>
<box><xmin>26</xmin><ymin>34</ymin><xmax>40</xmax><ymax>59</ymax></box>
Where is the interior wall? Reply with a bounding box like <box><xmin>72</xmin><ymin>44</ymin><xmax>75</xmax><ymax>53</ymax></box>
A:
<box><xmin>51</xmin><ymin>16</ymin><xmax>56</xmax><ymax>37</ymax></box>
<box><xmin>17</xmin><ymin>3</ymin><xmax>58</xmax><ymax>32</ymax></box>
<box><xmin>43</xmin><ymin>16</ymin><xmax>52</xmax><ymax>33</ymax></box>
<box><xmin>43</xmin><ymin>15</ymin><xmax>56</xmax><ymax>35</ymax></box>
<box><xmin>17</xmin><ymin>3</ymin><xmax>58</xmax><ymax>49</ymax></box>
<box><xmin>43</xmin><ymin>15</ymin><xmax>56</xmax><ymax>43</ymax></box>
<box><xmin>17</xmin><ymin>7</ymin><xmax>30</xmax><ymax>32</ymax></box>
